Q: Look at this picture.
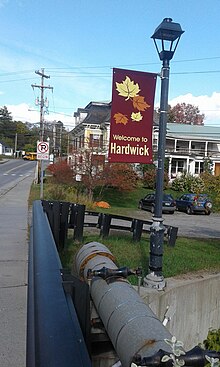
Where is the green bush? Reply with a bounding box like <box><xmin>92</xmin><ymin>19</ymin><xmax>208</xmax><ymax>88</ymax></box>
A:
<box><xmin>172</xmin><ymin>173</ymin><xmax>205</xmax><ymax>193</ymax></box>
<box><xmin>201</xmin><ymin>172</ymin><xmax>220</xmax><ymax>195</ymax></box>
<box><xmin>203</xmin><ymin>328</ymin><xmax>220</xmax><ymax>352</ymax></box>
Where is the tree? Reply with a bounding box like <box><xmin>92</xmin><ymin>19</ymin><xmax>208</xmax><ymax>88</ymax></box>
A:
<box><xmin>103</xmin><ymin>163</ymin><xmax>139</xmax><ymax>191</ymax></box>
<box><xmin>0</xmin><ymin>106</ymin><xmax>12</xmax><ymax>121</ymax></box>
<box><xmin>47</xmin><ymin>160</ymin><xmax>73</xmax><ymax>185</ymax></box>
<box><xmin>0</xmin><ymin>106</ymin><xmax>16</xmax><ymax>147</ymax></box>
<box><xmin>168</xmin><ymin>103</ymin><xmax>205</xmax><ymax>125</ymax></box>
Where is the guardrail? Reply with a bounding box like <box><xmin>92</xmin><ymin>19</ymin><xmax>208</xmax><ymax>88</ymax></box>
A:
<box><xmin>26</xmin><ymin>200</ymin><xmax>92</xmax><ymax>367</ymax></box>
<box><xmin>41</xmin><ymin>200</ymin><xmax>178</xmax><ymax>249</ymax></box>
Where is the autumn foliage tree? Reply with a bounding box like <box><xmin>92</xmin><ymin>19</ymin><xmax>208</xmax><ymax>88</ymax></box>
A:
<box><xmin>103</xmin><ymin>163</ymin><xmax>139</xmax><ymax>191</ymax></box>
<box><xmin>80</xmin><ymin>161</ymin><xmax>139</xmax><ymax>200</ymax></box>
<box><xmin>168</xmin><ymin>103</ymin><xmax>205</xmax><ymax>125</ymax></box>
<box><xmin>47</xmin><ymin>160</ymin><xmax>73</xmax><ymax>184</ymax></box>
<box><xmin>47</xmin><ymin>157</ymin><xmax>140</xmax><ymax>202</ymax></box>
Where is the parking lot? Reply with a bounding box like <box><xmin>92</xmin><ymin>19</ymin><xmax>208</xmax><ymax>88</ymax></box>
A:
<box><xmin>160</xmin><ymin>211</ymin><xmax>220</xmax><ymax>238</ymax></box>
<box><xmin>85</xmin><ymin>209</ymin><xmax>220</xmax><ymax>240</ymax></box>
<box><xmin>127</xmin><ymin>207</ymin><xmax>220</xmax><ymax>239</ymax></box>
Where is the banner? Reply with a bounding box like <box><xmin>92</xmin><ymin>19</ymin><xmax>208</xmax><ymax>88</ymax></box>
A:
<box><xmin>108</xmin><ymin>68</ymin><xmax>157</xmax><ymax>164</ymax></box>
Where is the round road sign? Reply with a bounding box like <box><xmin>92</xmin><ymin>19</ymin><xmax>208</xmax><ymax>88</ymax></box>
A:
<box><xmin>37</xmin><ymin>142</ymin><xmax>49</xmax><ymax>154</ymax></box>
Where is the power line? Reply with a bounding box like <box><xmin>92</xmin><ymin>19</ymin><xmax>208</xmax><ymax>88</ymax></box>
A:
<box><xmin>0</xmin><ymin>54</ymin><xmax>220</xmax><ymax>79</ymax></box>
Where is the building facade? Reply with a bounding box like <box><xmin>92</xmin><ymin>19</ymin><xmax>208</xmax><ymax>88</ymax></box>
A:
<box><xmin>69</xmin><ymin>102</ymin><xmax>111</xmax><ymax>176</ymax></box>
<box><xmin>164</xmin><ymin>123</ymin><xmax>220</xmax><ymax>178</ymax></box>
<box><xmin>69</xmin><ymin>101</ymin><xmax>220</xmax><ymax>178</ymax></box>
<box><xmin>0</xmin><ymin>142</ymin><xmax>13</xmax><ymax>156</ymax></box>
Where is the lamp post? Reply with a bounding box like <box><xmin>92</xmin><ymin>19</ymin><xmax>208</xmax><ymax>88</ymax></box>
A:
<box><xmin>144</xmin><ymin>18</ymin><xmax>184</xmax><ymax>290</ymax></box>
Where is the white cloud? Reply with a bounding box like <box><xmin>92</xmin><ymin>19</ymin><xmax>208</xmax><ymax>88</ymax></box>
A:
<box><xmin>169</xmin><ymin>92</ymin><xmax>220</xmax><ymax>126</ymax></box>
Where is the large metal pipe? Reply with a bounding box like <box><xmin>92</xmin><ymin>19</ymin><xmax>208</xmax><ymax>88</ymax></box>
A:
<box><xmin>75</xmin><ymin>242</ymin><xmax>173</xmax><ymax>367</ymax></box>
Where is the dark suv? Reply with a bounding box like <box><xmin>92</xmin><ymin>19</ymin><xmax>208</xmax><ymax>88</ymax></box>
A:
<box><xmin>138</xmin><ymin>193</ymin><xmax>176</xmax><ymax>214</ymax></box>
<box><xmin>176</xmin><ymin>193</ymin><xmax>212</xmax><ymax>215</ymax></box>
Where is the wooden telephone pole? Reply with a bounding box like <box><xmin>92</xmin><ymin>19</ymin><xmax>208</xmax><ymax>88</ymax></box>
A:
<box><xmin>31</xmin><ymin>68</ymin><xmax>53</xmax><ymax>141</ymax></box>
<box><xmin>31</xmin><ymin>69</ymin><xmax>53</xmax><ymax>199</ymax></box>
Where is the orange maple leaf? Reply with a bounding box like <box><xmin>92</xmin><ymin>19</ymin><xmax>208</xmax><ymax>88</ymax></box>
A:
<box><xmin>114</xmin><ymin>112</ymin><xmax>128</xmax><ymax>125</ymax></box>
<box><xmin>133</xmin><ymin>96</ymin><xmax>150</xmax><ymax>111</ymax></box>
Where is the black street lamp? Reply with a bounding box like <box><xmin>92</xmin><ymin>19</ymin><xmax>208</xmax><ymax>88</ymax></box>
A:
<box><xmin>144</xmin><ymin>18</ymin><xmax>184</xmax><ymax>290</ymax></box>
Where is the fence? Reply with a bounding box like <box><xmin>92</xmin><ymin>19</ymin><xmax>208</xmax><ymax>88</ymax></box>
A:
<box><xmin>41</xmin><ymin>200</ymin><xmax>178</xmax><ymax>250</ymax></box>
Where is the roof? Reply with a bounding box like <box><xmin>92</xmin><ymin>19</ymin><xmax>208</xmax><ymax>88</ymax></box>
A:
<box><xmin>83</xmin><ymin>106</ymin><xmax>110</xmax><ymax>124</ymax></box>
<box><xmin>166</xmin><ymin>123</ymin><xmax>220</xmax><ymax>141</ymax></box>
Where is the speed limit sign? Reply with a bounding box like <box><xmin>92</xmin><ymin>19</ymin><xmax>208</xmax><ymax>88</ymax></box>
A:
<box><xmin>37</xmin><ymin>141</ymin><xmax>49</xmax><ymax>160</ymax></box>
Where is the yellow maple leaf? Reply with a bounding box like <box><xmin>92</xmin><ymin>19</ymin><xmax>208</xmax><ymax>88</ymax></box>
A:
<box><xmin>133</xmin><ymin>96</ymin><xmax>150</xmax><ymax>111</ymax></box>
<box><xmin>131</xmin><ymin>112</ymin><xmax>143</xmax><ymax>122</ymax></box>
<box><xmin>116</xmin><ymin>76</ymin><xmax>140</xmax><ymax>101</ymax></box>
<box><xmin>114</xmin><ymin>112</ymin><xmax>128</xmax><ymax>125</ymax></box>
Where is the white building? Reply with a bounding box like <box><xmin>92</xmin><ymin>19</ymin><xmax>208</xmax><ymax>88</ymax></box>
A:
<box><xmin>0</xmin><ymin>142</ymin><xmax>13</xmax><ymax>156</ymax></box>
<box><xmin>163</xmin><ymin>123</ymin><xmax>220</xmax><ymax>178</ymax></box>
<box><xmin>69</xmin><ymin>102</ymin><xmax>220</xmax><ymax>178</ymax></box>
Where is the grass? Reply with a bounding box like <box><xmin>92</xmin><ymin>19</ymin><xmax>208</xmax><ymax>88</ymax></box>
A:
<box><xmin>60</xmin><ymin>232</ymin><xmax>220</xmax><ymax>284</ymax></box>
<box><xmin>29</xmin><ymin>182</ymin><xmax>220</xmax><ymax>283</ymax></box>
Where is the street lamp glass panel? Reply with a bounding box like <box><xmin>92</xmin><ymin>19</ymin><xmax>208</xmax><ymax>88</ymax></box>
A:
<box><xmin>151</xmin><ymin>18</ymin><xmax>184</xmax><ymax>61</ymax></box>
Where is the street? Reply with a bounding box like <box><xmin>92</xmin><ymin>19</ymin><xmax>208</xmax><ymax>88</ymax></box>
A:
<box><xmin>0</xmin><ymin>159</ymin><xmax>36</xmax><ymax>196</ymax></box>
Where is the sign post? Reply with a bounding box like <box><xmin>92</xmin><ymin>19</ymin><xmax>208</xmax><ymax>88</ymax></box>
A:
<box><xmin>37</xmin><ymin>141</ymin><xmax>50</xmax><ymax>200</ymax></box>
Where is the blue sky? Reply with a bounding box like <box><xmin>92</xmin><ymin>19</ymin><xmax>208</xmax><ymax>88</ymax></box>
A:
<box><xmin>1</xmin><ymin>0</ymin><xmax>220</xmax><ymax>128</ymax></box>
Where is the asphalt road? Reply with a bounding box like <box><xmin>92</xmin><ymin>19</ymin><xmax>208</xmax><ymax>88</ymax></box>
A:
<box><xmin>0</xmin><ymin>159</ymin><xmax>36</xmax><ymax>197</ymax></box>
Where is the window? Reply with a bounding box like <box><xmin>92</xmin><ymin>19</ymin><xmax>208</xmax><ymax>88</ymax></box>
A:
<box><xmin>195</xmin><ymin>161</ymin><xmax>204</xmax><ymax>174</ymax></box>
<box><xmin>89</xmin><ymin>134</ymin><xmax>103</xmax><ymax>148</ymax></box>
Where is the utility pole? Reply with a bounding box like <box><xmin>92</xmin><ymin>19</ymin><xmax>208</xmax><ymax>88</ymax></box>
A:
<box><xmin>31</xmin><ymin>68</ymin><xmax>53</xmax><ymax>199</ymax></box>
<box><xmin>14</xmin><ymin>132</ymin><xmax>17</xmax><ymax>158</ymax></box>
<box><xmin>32</xmin><ymin>69</ymin><xmax>53</xmax><ymax>141</ymax></box>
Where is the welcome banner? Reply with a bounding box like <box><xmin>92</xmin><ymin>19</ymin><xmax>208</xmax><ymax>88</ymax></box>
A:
<box><xmin>108</xmin><ymin>68</ymin><xmax>157</xmax><ymax>164</ymax></box>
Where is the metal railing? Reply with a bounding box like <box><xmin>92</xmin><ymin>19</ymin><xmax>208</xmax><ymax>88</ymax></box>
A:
<box><xmin>26</xmin><ymin>200</ymin><xmax>92</xmax><ymax>367</ymax></box>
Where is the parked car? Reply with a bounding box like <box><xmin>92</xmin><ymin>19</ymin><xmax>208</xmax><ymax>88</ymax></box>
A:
<box><xmin>138</xmin><ymin>193</ymin><xmax>176</xmax><ymax>214</ymax></box>
<box><xmin>176</xmin><ymin>193</ymin><xmax>212</xmax><ymax>215</ymax></box>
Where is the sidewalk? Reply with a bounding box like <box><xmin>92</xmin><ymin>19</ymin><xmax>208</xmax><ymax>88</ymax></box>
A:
<box><xmin>0</xmin><ymin>175</ymin><xmax>33</xmax><ymax>367</ymax></box>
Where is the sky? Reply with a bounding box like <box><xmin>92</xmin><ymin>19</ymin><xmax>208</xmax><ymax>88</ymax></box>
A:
<box><xmin>1</xmin><ymin>0</ymin><xmax>220</xmax><ymax>130</ymax></box>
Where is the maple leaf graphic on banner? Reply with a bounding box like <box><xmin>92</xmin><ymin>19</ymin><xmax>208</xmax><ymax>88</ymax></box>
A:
<box><xmin>133</xmin><ymin>96</ymin><xmax>150</xmax><ymax>111</ymax></box>
<box><xmin>131</xmin><ymin>112</ymin><xmax>143</xmax><ymax>122</ymax></box>
<box><xmin>114</xmin><ymin>112</ymin><xmax>128</xmax><ymax>125</ymax></box>
<box><xmin>116</xmin><ymin>76</ymin><xmax>140</xmax><ymax>101</ymax></box>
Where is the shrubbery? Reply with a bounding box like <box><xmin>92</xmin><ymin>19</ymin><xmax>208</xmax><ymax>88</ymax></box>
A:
<box><xmin>171</xmin><ymin>172</ymin><xmax>205</xmax><ymax>193</ymax></box>
<box><xmin>203</xmin><ymin>328</ymin><xmax>220</xmax><ymax>352</ymax></box>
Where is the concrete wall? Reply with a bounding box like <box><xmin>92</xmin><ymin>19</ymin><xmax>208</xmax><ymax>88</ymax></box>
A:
<box><xmin>139</xmin><ymin>271</ymin><xmax>220</xmax><ymax>351</ymax></box>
